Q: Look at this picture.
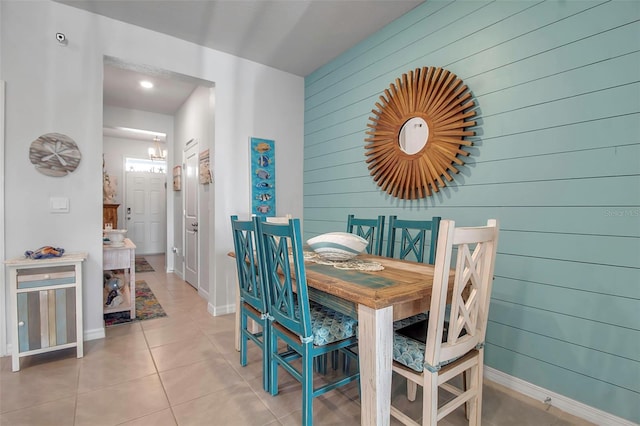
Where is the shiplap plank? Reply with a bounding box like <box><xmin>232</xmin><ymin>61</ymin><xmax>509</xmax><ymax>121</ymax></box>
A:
<box><xmin>464</xmin><ymin>22</ymin><xmax>640</xmax><ymax>98</ymax></box>
<box><xmin>498</xmin><ymin>230</ymin><xmax>639</xmax><ymax>268</ymax></box>
<box><xmin>485</xmin><ymin>344</ymin><xmax>640</xmax><ymax>423</ymax></box>
<box><xmin>481</xmin><ymin>83</ymin><xmax>640</xmax><ymax>138</ymax></box>
<box><xmin>306</xmin><ymin>144</ymin><xmax>640</xmax><ymax>186</ymax></box>
<box><xmin>303</xmin><ymin>206</ymin><xmax>640</xmax><ymax>238</ymax></box>
<box><xmin>304</xmin><ymin>176</ymin><xmax>640</xmax><ymax>207</ymax></box>
<box><xmin>476</xmin><ymin>114</ymin><xmax>640</xmax><ymax>162</ymax></box>
<box><xmin>487</xmin><ymin>321</ymin><xmax>640</xmax><ymax>392</ymax></box>
<box><xmin>305</xmin><ymin>114</ymin><xmax>367</xmax><ymax>148</ymax></box>
<box><xmin>492</xmin><ymin>277</ymin><xmax>638</xmax><ymax>330</ymax></box>
<box><xmin>305</xmin><ymin>114</ymin><xmax>640</xmax><ymax>169</ymax></box>
<box><xmin>306</xmin><ymin>80</ymin><xmax>640</xmax><ymax>141</ymax></box>
<box><xmin>495</xmin><ymin>254</ymin><xmax>640</xmax><ymax>299</ymax></box>
<box><xmin>476</xmin><ymin>52</ymin><xmax>640</xmax><ymax>117</ymax></box>
<box><xmin>488</xmin><ymin>300</ymin><xmax>640</xmax><ymax>362</ymax></box>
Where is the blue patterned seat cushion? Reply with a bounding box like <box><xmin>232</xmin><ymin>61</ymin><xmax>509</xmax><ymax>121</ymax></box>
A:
<box><xmin>290</xmin><ymin>301</ymin><xmax>357</xmax><ymax>346</ymax></box>
<box><xmin>394</xmin><ymin>313</ymin><xmax>428</xmax><ymax>330</ymax></box>
<box><xmin>393</xmin><ymin>332</ymin><xmax>429</xmax><ymax>372</ymax></box>
<box><xmin>393</xmin><ymin>313</ymin><xmax>429</xmax><ymax>372</ymax></box>
<box><xmin>393</xmin><ymin>312</ymin><xmax>467</xmax><ymax>373</ymax></box>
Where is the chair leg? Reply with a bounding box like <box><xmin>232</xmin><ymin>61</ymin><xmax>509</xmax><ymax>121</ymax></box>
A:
<box><xmin>302</xmin><ymin>348</ymin><xmax>314</xmax><ymax>426</ymax></box>
<box><xmin>463</xmin><ymin>371</ymin><xmax>469</xmax><ymax>419</ymax></box>
<box><xmin>269</xmin><ymin>331</ymin><xmax>279</xmax><ymax>396</ymax></box>
<box><xmin>422</xmin><ymin>371</ymin><xmax>438</xmax><ymax>426</ymax></box>
<box><xmin>314</xmin><ymin>354</ymin><xmax>327</xmax><ymax>374</ymax></box>
<box><xmin>407</xmin><ymin>379</ymin><xmax>418</xmax><ymax>401</ymax></box>
<box><xmin>261</xmin><ymin>320</ymin><xmax>270</xmax><ymax>392</ymax></box>
<box><xmin>470</xmin><ymin>353</ymin><xmax>484</xmax><ymax>426</ymax></box>
<box><xmin>331</xmin><ymin>350</ymin><xmax>339</xmax><ymax>370</ymax></box>
<box><xmin>239</xmin><ymin>312</ymin><xmax>248</xmax><ymax>367</ymax></box>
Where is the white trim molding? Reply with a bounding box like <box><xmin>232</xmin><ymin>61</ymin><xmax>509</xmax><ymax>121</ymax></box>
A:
<box><xmin>84</xmin><ymin>328</ymin><xmax>106</xmax><ymax>342</ymax></box>
<box><xmin>0</xmin><ymin>80</ymin><xmax>6</xmax><ymax>357</ymax></box>
<box><xmin>485</xmin><ymin>366</ymin><xmax>637</xmax><ymax>426</ymax></box>
<box><xmin>208</xmin><ymin>302</ymin><xmax>234</xmax><ymax>317</ymax></box>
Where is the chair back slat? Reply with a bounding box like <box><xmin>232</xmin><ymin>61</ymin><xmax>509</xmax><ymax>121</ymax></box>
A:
<box><xmin>256</xmin><ymin>218</ymin><xmax>312</xmax><ymax>339</ymax></box>
<box><xmin>346</xmin><ymin>214</ymin><xmax>385</xmax><ymax>255</ymax></box>
<box><xmin>230</xmin><ymin>215</ymin><xmax>266</xmax><ymax>312</ymax></box>
<box><xmin>424</xmin><ymin>219</ymin><xmax>499</xmax><ymax>368</ymax></box>
<box><xmin>386</xmin><ymin>216</ymin><xmax>441</xmax><ymax>264</ymax></box>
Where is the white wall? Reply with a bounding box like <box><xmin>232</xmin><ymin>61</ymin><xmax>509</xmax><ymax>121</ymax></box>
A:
<box><xmin>1</xmin><ymin>0</ymin><xmax>304</xmax><ymax>349</ymax></box>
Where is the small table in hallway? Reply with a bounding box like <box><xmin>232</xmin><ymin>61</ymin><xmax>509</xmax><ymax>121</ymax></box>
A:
<box><xmin>103</xmin><ymin>238</ymin><xmax>136</xmax><ymax>319</ymax></box>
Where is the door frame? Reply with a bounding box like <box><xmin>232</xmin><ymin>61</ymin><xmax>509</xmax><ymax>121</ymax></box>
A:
<box><xmin>183</xmin><ymin>139</ymin><xmax>199</xmax><ymax>288</ymax></box>
<box><xmin>1</xmin><ymin>81</ymin><xmax>6</xmax><ymax>356</ymax></box>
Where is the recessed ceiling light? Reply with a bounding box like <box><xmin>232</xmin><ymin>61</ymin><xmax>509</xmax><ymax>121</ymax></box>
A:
<box><xmin>140</xmin><ymin>80</ymin><xmax>153</xmax><ymax>89</ymax></box>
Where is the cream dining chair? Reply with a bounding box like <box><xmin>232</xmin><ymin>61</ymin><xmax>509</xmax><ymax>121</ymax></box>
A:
<box><xmin>391</xmin><ymin>219</ymin><xmax>499</xmax><ymax>425</ymax></box>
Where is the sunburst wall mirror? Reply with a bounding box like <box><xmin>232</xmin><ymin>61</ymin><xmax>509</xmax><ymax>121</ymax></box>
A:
<box><xmin>365</xmin><ymin>67</ymin><xmax>477</xmax><ymax>200</ymax></box>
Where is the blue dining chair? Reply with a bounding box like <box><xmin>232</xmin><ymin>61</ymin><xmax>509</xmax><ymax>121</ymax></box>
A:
<box><xmin>386</xmin><ymin>216</ymin><xmax>441</xmax><ymax>264</ymax></box>
<box><xmin>255</xmin><ymin>218</ymin><xmax>360</xmax><ymax>426</ymax></box>
<box><xmin>346</xmin><ymin>214</ymin><xmax>385</xmax><ymax>256</ymax></box>
<box><xmin>230</xmin><ymin>215</ymin><xmax>270</xmax><ymax>391</ymax></box>
<box><xmin>385</xmin><ymin>215</ymin><xmax>442</xmax><ymax>396</ymax></box>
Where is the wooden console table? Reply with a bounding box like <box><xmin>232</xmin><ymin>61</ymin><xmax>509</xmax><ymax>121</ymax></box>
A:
<box><xmin>5</xmin><ymin>252</ymin><xmax>87</xmax><ymax>372</ymax></box>
<box><xmin>103</xmin><ymin>204</ymin><xmax>119</xmax><ymax>229</ymax></box>
<box><xmin>103</xmin><ymin>238</ymin><xmax>136</xmax><ymax>319</ymax></box>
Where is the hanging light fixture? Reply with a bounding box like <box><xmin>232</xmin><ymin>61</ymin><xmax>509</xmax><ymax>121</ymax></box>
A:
<box><xmin>148</xmin><ymin>136</ymin><xmax>167</xmax><ymax>161</ymax></box>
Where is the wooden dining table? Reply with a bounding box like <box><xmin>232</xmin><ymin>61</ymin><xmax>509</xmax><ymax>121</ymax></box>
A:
<box><xmin>230</xmin><ymin>251</ymin><xmax>445</xmax><ymax>426</ymax></box>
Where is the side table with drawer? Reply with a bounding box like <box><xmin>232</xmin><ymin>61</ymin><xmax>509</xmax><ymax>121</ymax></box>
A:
<box><xmin>5</xmin><ymin>252</ymin><xmax>87</xmax><ymax>372</ymax></box>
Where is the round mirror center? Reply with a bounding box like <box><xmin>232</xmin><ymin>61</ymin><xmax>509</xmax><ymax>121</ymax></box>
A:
<box><xmin>399</xmin><ymin>117</ymin><xmax>429</xmax><ymax>155</ymax></box>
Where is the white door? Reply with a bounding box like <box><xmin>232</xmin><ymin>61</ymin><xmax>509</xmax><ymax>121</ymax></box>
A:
<box><xmin>125</xmin><ymin>171</ymin><xmax>166</xmax><ymax>255</ymax></box>
<box><xmin>184</xmin><ymin>142</ymin><xmax>199</xmax><ymax>288</ymax></box>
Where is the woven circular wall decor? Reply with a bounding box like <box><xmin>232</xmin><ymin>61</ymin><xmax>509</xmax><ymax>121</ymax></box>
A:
<box><xmin>29</xmin><ymin>133</ymin><xmax>81</xmax><ymax>177</ymax></box>
<box><xmin>365</xmin><ymin>67</ymin><xmax>476</xmax><ymax>199</ymax></box>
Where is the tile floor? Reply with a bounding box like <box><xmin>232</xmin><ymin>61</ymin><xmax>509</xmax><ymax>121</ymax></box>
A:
<box><xmin>0</xmin><ymin>254</ymin><xmax>595</xmax><ymax>425</ymax></box>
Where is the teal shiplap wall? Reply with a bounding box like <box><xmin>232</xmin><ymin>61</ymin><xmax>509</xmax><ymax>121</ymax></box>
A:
<box><xmin>303</xmin><ymin>0</ymin><xmax>640</xmax><ymax>422</ymax></box>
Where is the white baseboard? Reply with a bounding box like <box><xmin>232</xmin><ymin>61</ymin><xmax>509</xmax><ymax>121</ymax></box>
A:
<box><xmin>208</xmin><ymin>302</ymin><xmax>235</xmax><ymax>317</ymax></box>
<box><xmin>84</xmin><ymin>327</ymin><xmax>105</xmax><ymax>341</ymax></box>
<box><xmin>484</xmin><ymin>366</ymin><xmax>637</xmax><ymax>426</ymax></box>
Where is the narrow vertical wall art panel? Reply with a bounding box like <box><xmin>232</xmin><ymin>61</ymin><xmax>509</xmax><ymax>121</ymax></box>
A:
<box><xmin>250</xmin><ymin>137</ymin><xmax>276</xmax><ymax>217</ymax></box>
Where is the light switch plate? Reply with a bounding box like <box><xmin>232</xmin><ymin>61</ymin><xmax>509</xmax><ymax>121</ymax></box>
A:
<box><xmin>50</xmin><ymin>197</ymin><xmax>69</xmax><ymax>213</ymax></box>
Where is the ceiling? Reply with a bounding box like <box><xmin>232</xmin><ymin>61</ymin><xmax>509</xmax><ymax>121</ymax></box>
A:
<box><xmin>57</xmin><ymin>0</ymin><xmax>423</xmax><ymax>132</ymax></box>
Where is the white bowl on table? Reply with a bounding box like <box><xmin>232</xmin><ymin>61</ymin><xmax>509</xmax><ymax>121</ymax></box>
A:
<box><xmin>307</xmin><ymin>232</ymin><xmax>368</xmax><ymax>261</ymax></box>
<box><xmin>104</xmin><ymin>229</ymin><xmax>127</xmax><ymax>247</ymax></box>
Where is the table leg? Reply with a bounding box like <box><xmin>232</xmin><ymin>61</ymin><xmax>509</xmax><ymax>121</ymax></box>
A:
<box><xmin>129</xmin><ymin>249</ymin><xmax>136</xmax><ymax>319</ymax></box>
<box><xmin>358</xmin><ymin>304</ymin><xmax>393</xmax><ymax>426</ymax></box>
